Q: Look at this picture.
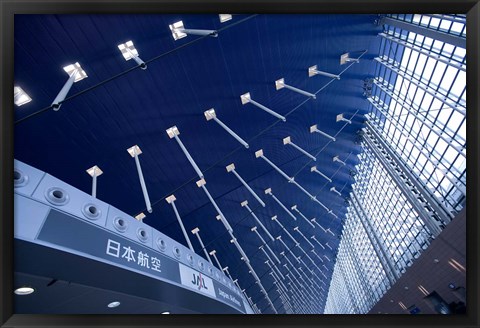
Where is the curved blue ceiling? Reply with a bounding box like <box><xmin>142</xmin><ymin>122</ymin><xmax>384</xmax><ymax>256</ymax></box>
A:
<box><xmin>14</xmin><ymin>14</ymin><xmax>383</xmax><ymax>313</ymax></box>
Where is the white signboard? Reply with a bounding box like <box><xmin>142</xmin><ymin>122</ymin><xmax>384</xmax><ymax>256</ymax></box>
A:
<box><xmin>179</xmin><ymin>263</ymin><xmax>217</xmax><ymax>298</ymax></box>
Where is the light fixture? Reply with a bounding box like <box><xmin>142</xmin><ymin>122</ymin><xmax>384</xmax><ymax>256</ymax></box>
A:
<box><xmin>127</xmin><ymin>145</ymin><xmax>152</xmax><ymax>213</ymax></box>
<box><xmin>258</xmin><ymin>152</ymin><xmax>332</xmax><ymax>213</ymax></box>
<box><xmin>219</xmin><ymin>14</ymin><xmax>232</xmax><ymax>23</ymax></box>
<box><xmin>333</xmin><ymin>155</ymin><xmax>347</xmax><ymax>166</ymax></box>
<box><xmin>227</xmin><ymin>164</ymin><xmax>264</xmax><ymax>205</ymax></box>
<box><xmin>264</xmin><ymin>188</ymin><xmax>297</xmax><ymax>221</ymax></box>
<box><xmin>275</xmin><ymin>78</ymin><xmax>316</xmax><ymax>99</ymax></box>
<box><xmin>336</xmin><ymin>113</ymin><xmax>352</xmax><ymax>124</ymax></box>
<box><xmin>291</xmin><ymin>205</ymin><xmax>315</xmax><ymax>228</ymax></box>
<box><xmin>161</xmin><ymin>311</ymin><xmax>170</xmax><ymax>314</ymax></box>
<box><xmin>310</xmin><ymin>166</ymin><xmax>332</xmax><ymax>183</ymax></box>
<box><xmin>191</xmin><ymin>227</ymin><xmax>213</xmax><ymax>265</ymax></box>
<box><xmin>340</xmin><ymin>52</ymin><xmax>360</xmax><ymax>65</ymax></box>
<box><xmin>283</xmin><ymin>136</ymin><xmax>316</xmax><ymax>161</ymax></box>
<box><xmin>241</xmin><ymin>92</ymin><xmax>286</xmax><ymax>122</ymax></box>
<box><xmin>107</xmin><ymin>301</ymin><xmax>121</xmax><ymax>308</ymax></box>
<box><xmin>166</xmin><ymin>194</ymin><xmax>194</xmax><ymax>252</ymax></box>
<box><xmin>14</xmin><ymin>287</ymin><xmax>34</xmax><ymax>295</ymax></box>
<box><xmin>86</xmin><ymin>165</ymin><xmax>103</xmax><ymax>198</ymax></box>
<box><xmin>311</xmin><ymin>235</ymin><xmax>326</xmax><ymax>249</ymax></box>
<box><xmin>196</xmin><ymin>178</ymin><xmax>233</xmax><ymax>233</ymax></box>
<box><xmin>51</xmin><ymin>62</ymin><xmax>87</xmax><ymax>110</ymax></box>
<box><xmin>241</xmin><ymin>201</ymin><xmax>272</xmax><ymax>240</ymax></box>
<box><xmin>293</xmin><ymin>226</ymin><xmax>315</xmax><ymax>249</ymax></box>
<box><xmin>167</xmin><ymin>125</ymin><xmax>204</xmax><ymax>179</ymax></box>
<box><xmin>209</xmin><ymin>249</ymin><xmax>225</xmax><ymax>272</ymax></box>
<box><xmin>238</xmin><ymin>252</ymin><xmax>277</xmax><ymax>313</ymax></box>
<box><xmin>118</xmin><ymin>40</ymin><xmax>147</xmax><ymax>70</ymax></box>
<box><xmin>14</xmin><ymin>86</ymin><xmax>32</xmax><ymax>106</ymax></box>
<box><xmin>251</xmin><ymin>227</ymin><xmax>280</xmax><ymax>264</ymax></box>
<box><xmin>271</xmin><ymin>216</ymin><xmax>300</xmax><ymax>247</ymax></box>
<box><xmin>309</xmin><ymin>124</ymin><xmax>336</xmax><ymax>142</ymax></box>
<box><xmin>256</xmin><ymin>151</ymin><xmax>293</xmax><ymax>182</ymax></box>
<box><xmin>308</xmin><ymin>65</ymin><xmax>340</xmax><ymax>79</ymax></box>
<box><xmin>330</xmin><ymin>186</ymin><xmax>342</xmax><ymax>196</ymax></box>
<box><xmin>169</xmin><ymin>20</ymin><xmax>218</xmax><ymax>40</ymax></box>
<box><xmin>135</xmin><ymin>212</ymin><xmax>146</xmax><ymax>221</ymax></box>
<box><xmin>205</xmin><ymin>109</ymin><xmax>249</xmax><ymax>148</ymax></box>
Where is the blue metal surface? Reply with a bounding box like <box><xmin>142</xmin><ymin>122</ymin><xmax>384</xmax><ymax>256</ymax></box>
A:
<box><xmin>14</xmin><ymin>14</ymin><xmax>383</xmax><ymax>313</ymax></box>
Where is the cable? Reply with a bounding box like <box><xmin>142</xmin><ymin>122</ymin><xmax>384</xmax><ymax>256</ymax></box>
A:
<box><xmin>14</xmin><ymin>14</ymin><xmax>259</xmax><ymax>125</ymax></box>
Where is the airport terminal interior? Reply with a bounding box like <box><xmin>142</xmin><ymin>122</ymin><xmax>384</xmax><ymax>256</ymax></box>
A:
<box><xmin>13</xmin><ymin>14</ymin><xmax>466</xmax><ymax>314</ymax></box>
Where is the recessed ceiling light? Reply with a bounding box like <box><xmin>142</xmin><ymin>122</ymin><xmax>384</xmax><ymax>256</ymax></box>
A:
<box><xmin>14</xmin><ymin>287</ymin><xmax>34</xmax><ymax>295</ymax></box>
<box><xmin>107</xmin><ymin>301</ymin><xmax>121</xmax><ymax>308</ymax></box>
<box><xmin>161</xmin><ymin>311</ymin><xmax>170</xmax><ymax>314</ymax></box>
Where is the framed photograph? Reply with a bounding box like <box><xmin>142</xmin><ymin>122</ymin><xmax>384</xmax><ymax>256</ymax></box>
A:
<box><xmin>1</xmin><ymin>1</ymin><xmax>478</xmax><ymax>328</ymax></box>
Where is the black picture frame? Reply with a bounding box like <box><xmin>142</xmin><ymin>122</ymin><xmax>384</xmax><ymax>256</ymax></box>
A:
<box><xmin>1</xmin><ymin>1</ymin><xmax>479</xmax><ymax>327</ymax></box>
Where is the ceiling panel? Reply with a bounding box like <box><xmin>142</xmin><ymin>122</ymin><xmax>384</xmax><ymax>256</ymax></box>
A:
<box><xmin>14</xmin><ymin>14</ymin><xmax>383</xmax><ymax>313</ymax></box>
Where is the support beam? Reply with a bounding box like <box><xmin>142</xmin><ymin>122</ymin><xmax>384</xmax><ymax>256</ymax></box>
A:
<box><xmin>243</xmin><ymin>202</ymin><xmax>273</xmax><ymax>240</ymax></box>
<box><xmin>308</xmin><ymin>65</ymin><xmax>340</xmax><ymax>79</ymax></box>
<box><xmin>191</xmin><ymin>227</ymin><xmax>213</xmax><ymax>265</ymax></box>
<box><xmin>350</xmin><ymin>192</ymin><xmax>400</xmax><ymax>283</ymax></box>
<box><xmin>283</xmin><ymin>136</ymin><xmax>317</xmax><ymax>161</ymax></box>
<box><xmin>226</xmin><ymin>165</ymin><xmax>264</xmax><ymax>206</ymax></box>
<box><xmin>51</xmin><ymin>63</ymin><xmax>87</xmax><ymax>110</ymax></box>
<box><xmin>291</xmin><ymin>205</ymin><xmax>315</xmax><ymax>228</ymax></box>
<box><xmin>265</xmin><ymin>188</ymin><xmax>297</xmax><ymax>221</ymax></box>
<box><xmin>311</xmin><ymin>166</ymin><xmax>332</xmax><ymax>183</ymax></box>
<box><xmin>166</xmin><ymin>195</ymin><xmax>194</xmax><ymax>252</ymax></box>
<box><xmin>378</xmin><ymin>32</ymin><xmax>466</xmax><ymax>72</ymax></box>
<box><xmin>365</xmin><ymin>121</ymin><xmax>453</xmax><ymax>226</ymax></box>
<box><xmin>167</xmin><ymin>126</ymin><xmax>204</xmax><ymax>179</ymax></box>
<box><xmin>373</xmin><ymin>57</ymin><xmax>466</xmax><ymax>112</ymax></box>
<box><xmin>275</xmin><ymin>78</ymin><xmax>316</xmax><ymax>99</ymax></box>
<box><xmin>205</xmin><ymin>109</ymin><xmax>249</xmax><ymax>148</ymax></box>
<box><xmin>86</xmin><ymin>165</ymin><xmax>103</xmax><ymax>198</ymax></box>
<box><xmin>310</xmin><ymin>124</ymin><xmax>336</xmax><ymax>142</ymax></box>
<box><xmin>381</xmin><ymin>16</ymin><xmax>466</xmax><ymax>49</ymax></box>
<box><xmin>196</xmin><ymin>178</ymin><xmax>234</xmax><ymax>232</ymax></box>
<box><xmin>251</xmin><ymin>227</ymin><xmax>281</xmax><ymax>264</ymax></box>
<box><xmin>241</xmin><ymin>93</ymin><xmax>286</xmax><ymax>122</ymax></box>
<box><xmin>127</xmin><ymin>145</ymin><xmax>152</xmax><ymax>213</ymax></box>
<box><xmin>272</xmin><ymin>216</ymin><xmax>301</xmax><ymax>246</ymax></box>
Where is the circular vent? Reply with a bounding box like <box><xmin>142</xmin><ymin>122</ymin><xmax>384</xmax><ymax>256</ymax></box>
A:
<box><xmin>14</xmin><ymin>169</ymin><xmax>28</xmax><ymax>187</ymax></box>
<box><xmin>137</xmin><ymin>228</ymin><xmax>148</xmax><ymax>242</ymax></box>
<box><xmin>82</xmin><ymin>203</ymin><xmax>101</xmax><ymax>220</ymax></box>
<box><xmin>113</xmin><ymin>217</ymin><xmax>128</xmax><ymax>232</ymax></box>
<box><xmin>45</xmin><ymin>187</ymin><xmax>69</xmax><ymax>206</ymax></box>
<box><xmin>173</xmin><ymin>246</ymin><xmax>181</xmax><ymax>259</ymax></box>
<box><xmin>156</xmin><ymin>238</ymin><xmax>166</xmax><ymax>252</ymax></box>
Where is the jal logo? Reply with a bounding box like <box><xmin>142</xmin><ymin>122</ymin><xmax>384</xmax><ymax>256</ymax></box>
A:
<box><xmin>191</xmin><ymin>272</ymin><xmax>208</xmax><ymax>291</ymax></box>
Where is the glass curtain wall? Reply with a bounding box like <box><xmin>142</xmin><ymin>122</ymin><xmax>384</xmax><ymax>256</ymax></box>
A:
<box><xmin>324</xmin><ymin>14</ymin><xmax>466</xmax><ymax>314</ymax></box>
